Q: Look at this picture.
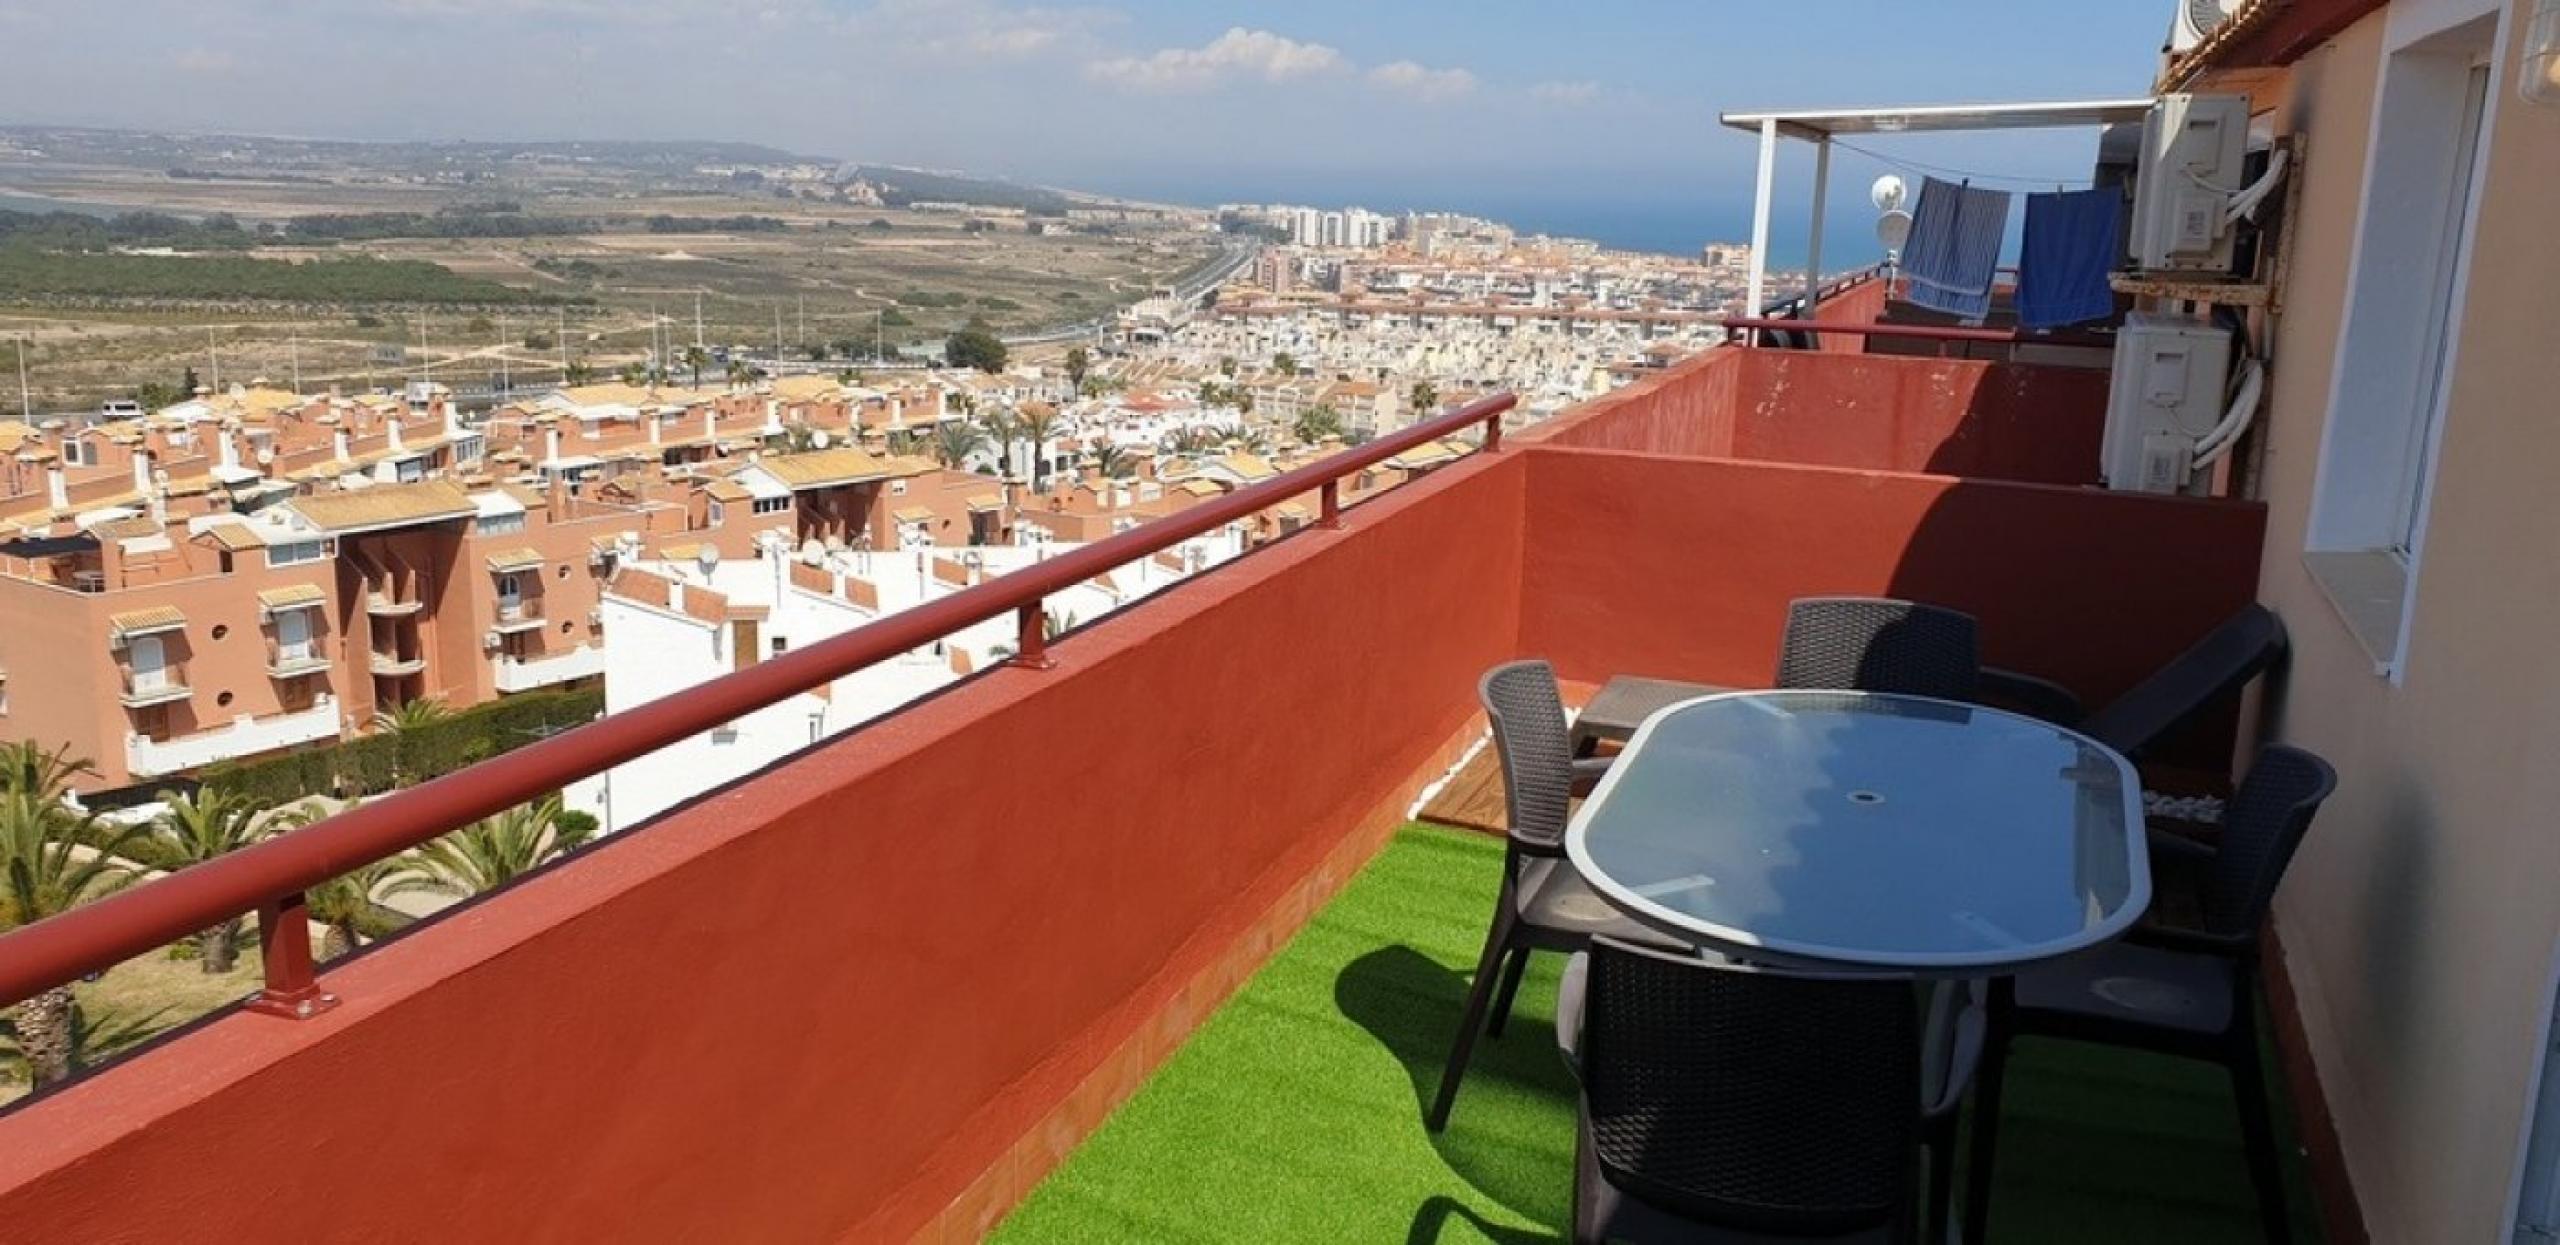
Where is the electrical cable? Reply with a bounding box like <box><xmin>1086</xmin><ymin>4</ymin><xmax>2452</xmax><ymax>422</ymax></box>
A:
<box><xmin>1828</xmin><ymin>138</ymin><xmax>2096</xmax><ymax>188</ymax></box>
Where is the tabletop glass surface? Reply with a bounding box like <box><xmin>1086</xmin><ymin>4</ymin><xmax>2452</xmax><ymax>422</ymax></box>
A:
<box><xmin>1568</xmin><ymin>691</ymin><xmax>2143</xmax><ymax>965</ymax></box>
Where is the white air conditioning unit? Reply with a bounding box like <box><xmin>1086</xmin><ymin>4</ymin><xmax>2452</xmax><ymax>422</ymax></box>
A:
<box><xmin>482</xmin><ymin>630</ymin><xmax>502</xmax><ymax>650</ymax></box>
<box><xmin>2129</xmin><ymin>94</ymin><xmax>2252</xmax><ymax>273</ymax></box>
<box><xmin>2101</xmin><ymin>312</ymin><xmax>2239</xmax><ymax>494</ymax></box>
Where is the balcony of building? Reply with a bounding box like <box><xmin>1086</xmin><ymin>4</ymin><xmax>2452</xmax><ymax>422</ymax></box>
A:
<box><xmin>366</xmin><ymin>649</ymin><xmax>427</xmax><ymax>679</ymax></box>
<box><xmin>124</xmin><ymin>695</ymin><xmax>342</xmax><ymax>780</ymax></box>
<box><xmin>0</xmin><ymin>321</ymin><xmax>2324</xmax><ymax>1243</ymax></box>
<box><xmin>115</xmin><ymin>661</ymin><xmax>192</xmax><ymax>710</ymax></box>
<box><xmin>490</xmin><ymin>597</ymin><xmax>547</xmax><ymax>635</ymax></box>
<box><xmin>493</xmin><ymin>643</ymin><xmax>604</xmax><ymax>694</ymax></box>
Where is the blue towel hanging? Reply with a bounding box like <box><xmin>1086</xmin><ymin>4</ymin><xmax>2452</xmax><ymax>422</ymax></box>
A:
<box><xmin>1903</xmin><ymin>176</ymin><xmax>2009</xmax><ymax>320</ymax></box>
<box><xmin>2016</xmin><ymin>188</ymin><xmax>2124</xmax><ymax>329</ymax></box>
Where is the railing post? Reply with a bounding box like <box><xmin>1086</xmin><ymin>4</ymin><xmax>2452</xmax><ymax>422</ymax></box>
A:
<box><xmin>1008</xmin><ymin>599</ymin><xmax>1056</xmax><ymax>670</ymax></box>
<box><xmin>1481</xmin><ymin>412</ymin><xmax>1504</xmax><ymax>453</ymax></box>
<box><xmin>1317</xmin><ymin>481</ymin><xmax>1342</xmax><ymax>529</ymax></box>
<box><xmin>245</xmin><ymin>891</ymin><xmax>339</xmax><ymax>1020</ymax></box>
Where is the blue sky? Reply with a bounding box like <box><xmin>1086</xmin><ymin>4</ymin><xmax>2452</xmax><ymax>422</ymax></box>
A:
<box><xmin>0</xmin><ymin>0</ymin><xmax>2175</xmax><ymax>256</ymax></box>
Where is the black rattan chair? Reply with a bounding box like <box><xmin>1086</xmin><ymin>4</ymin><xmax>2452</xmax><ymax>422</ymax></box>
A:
<box><xmin>1776</xmin><ymin>597</ymin><xmax>1982</xmax><ymax>702</ymax></box>
<box><xmin>1975</xmin><ymin>604</ymin><xmax>2288</xmax><ymax>760</ymax></box>
<box><xmin>1426</xmin><ymin>661</ymin><xmax>1681</xmax><ymax>1132</ymax></box>
<box><xmin>1962</xmin><ymin>744</ymin><xmax>2337</xmax><ymax>1245</ymax></box>
<box><xmin>1553</xmin><ymin>937</ymin><xmax>1955</xmax><ymax>1243</ymax></box>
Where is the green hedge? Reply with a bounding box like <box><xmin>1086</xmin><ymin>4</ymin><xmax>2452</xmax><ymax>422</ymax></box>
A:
<box><xmin>202</xmin><ymin>688</ymin><xmax>604</xmax><ymax>807</ymax></box>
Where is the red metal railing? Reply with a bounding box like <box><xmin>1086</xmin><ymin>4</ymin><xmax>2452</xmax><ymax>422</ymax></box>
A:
<box><xmin>0</xmin><ymin>393</ymin><xmax>1519</xmax><ymax>1017</ymax></box>
<box><xmin>1722</xmin><ymin>318</ymin><xmax>2022</xmax><ymax>345</ymax></box>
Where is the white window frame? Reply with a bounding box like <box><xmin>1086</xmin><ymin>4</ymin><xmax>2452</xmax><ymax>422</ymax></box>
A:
<box><xmin>2300</xmin><ymin>0</ymin><xmax>2507</xmax><ymax>683</ymax></box>
<box><xmin>266</xmin><ymin>539</ymin><xmax>326</xmax><ymax>568</ymax></box>
<box><xmin>752</xmin><ymin>495</ymin><xmax>792</xmax><ymax>515</ymax></box>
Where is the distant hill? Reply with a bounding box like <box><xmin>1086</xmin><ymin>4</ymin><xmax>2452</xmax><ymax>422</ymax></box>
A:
<box><xmin>839</xmin><ymin>165</ymin><xmax>1074</xmax><ymax>214</ymax></box>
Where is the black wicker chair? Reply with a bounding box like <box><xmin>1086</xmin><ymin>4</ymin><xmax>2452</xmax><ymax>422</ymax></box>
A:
<box><xmin>1776</xmin><ymin>597</ymin><xmax>1982</xmax><ymax>702</ymax></box>
<box><xmin>1427</xmin><ymin>660</ymin><xmax>1680</xmax><ymax>1132</ymax></box>
<box><xmin>1554</xmin><ymin>937</ymin><xmax>1955</xmax><ymax>1243</ymax></box>
<box><xmin>1975</xmin><ymin>604</ymin><xmax>2289</xmax><ymax>760</ymax></box>
<box><xmin>1962</xmin><ymin>744</ymin><xmax>2337</xmax><ymax>1245</ymax></box>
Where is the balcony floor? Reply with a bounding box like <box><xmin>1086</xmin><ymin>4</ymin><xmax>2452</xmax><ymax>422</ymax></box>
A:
<box><xmin>996</xmin><ymin>826</ymin><xmax>2321</xmax><ymax>1244</ymax></box>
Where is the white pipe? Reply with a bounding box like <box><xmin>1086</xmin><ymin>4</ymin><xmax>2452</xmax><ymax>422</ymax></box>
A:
<box><xmin>2222</xmin><ymin>148</ymin><xmax>2289</xmax><ymax>227</ymax></box>
<box><xmin>2190</xmin><ymin>357</ymin><xmax>2265</xmax><ymax>469</ymax></box>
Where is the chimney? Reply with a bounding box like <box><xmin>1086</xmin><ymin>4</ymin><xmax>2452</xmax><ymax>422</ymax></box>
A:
<box><xmin>762</xmin><ymin>398</ymin><xmax>782</xmax><ymax>435</ymax></box>
<box><xmin>333</xmin><ymin>427</ymin><xmax>352</xmax><ymax>462</ymax></box>
<box><xmin>216</xmin><ymin>423</ymin><xmax>239</xmax><ymax>470</ymax></box>
<box><xmin>544</xmin><ymin>425</ymin><xmax>563</xmax><ymax>465</ymax></box>
<box><xmin>888</xmin><ymin>396</ymin><xmax>904</xmax><ymax>428</ymax></box>
<box><xmin>440</xmin><ymin>396</ymin><xmax>462</xmax><ymax>438</ymax></box>
<box><xmin>547</xmin><ymin>471</ymin><xmax>568</xmax><ymax>522</ymax></box>
<box><xmin>702</xmin><ymin>408</ymin><xmax>718</xmax><ymax>445</ymax></box>
<box><xmin>46</xmin><ymin>462</ymin><xmax>68</xmax><ymax>512</ymax></box>
<box><xmin>130</xmin><ymin>446</ymin><xmax>153</xmax><ymax>496</ymax></box>
<box><xmin>647</xmin><ymin>413</ymin><xmax>662</xmax><ymax>446</ymax></box>
<box><xmin>387</xmin><ymin>416</ymin><xmax>406</xmax><ymax>454</ymax></box>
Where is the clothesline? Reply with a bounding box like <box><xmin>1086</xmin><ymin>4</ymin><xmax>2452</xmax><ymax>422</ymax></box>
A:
<box><xmin>1829</xmin><ymin>137</ymin><xmax>2096</xmax><ymax>189</ymax></box>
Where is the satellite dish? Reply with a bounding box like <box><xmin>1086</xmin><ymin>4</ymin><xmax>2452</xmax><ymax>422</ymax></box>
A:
<box><xmin>1869</xmin><ymin>175</ymin><xmax>1908</xmax><ymax>213</ymax></box>
<box><xmin>1875</xmin><ymin>209</ymin><xmax>1913</xmax><ymax>253</ymax></box>
<box><xmin>811</xmin><ymin>429</ymin><xmax>831</xmax><ymax>449</ymax></box>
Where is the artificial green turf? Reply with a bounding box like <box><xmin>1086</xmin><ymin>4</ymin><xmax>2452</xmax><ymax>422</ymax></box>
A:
<box><xmin>993</xmin><ymin>825</ymin><xmax>2320</xmax><ymax>1243</ymax></box>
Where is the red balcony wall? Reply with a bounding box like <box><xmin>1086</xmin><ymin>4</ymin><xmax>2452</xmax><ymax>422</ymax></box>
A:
<box><xmin>0</xmin><ymin>450</ymin><xmax>1530</xmax><ymax>1244</ymax></box>
<box><xmin>1532</xmin><ymin>346</ymin><xmax>2108</xmax><ymax>488</ymax></box>
<box><xmin>1727</xmin><ymin>351</ymin><xmax>2108</xmax><ymax>486</ymax></box>
<box><xmin>1517</xmin><ymin>447</ymin><xmax>2265</xmax><ymax>759</ymax></box>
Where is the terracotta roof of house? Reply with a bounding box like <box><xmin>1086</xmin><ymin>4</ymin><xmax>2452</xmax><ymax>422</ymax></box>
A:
<box><xmin>891</xmin><ymin>506</ymin><xmax>935</xmax><ymax>524</ymax></box>
<box><xmin>256</xmin><ymin>583</ymin><xmax>327</xmax><ymax>610</ymax></box>
<box><xmin>965</xmin><ymin>493</ymin><xmax>1004</xmax><ymax>512</ymax></box>
<box><xmin>108</xmin><ymin>605</ymin><xmax>186</xmax><ymax>637</ymax></box>
<box><xmin>285</xmin><ymin>479</ymin><xmax>474</xmax><ymax>533</ymax></box>
<box><xmin>90</xmin><ymin>516</ymin><xmax>162</xmax><ymax>541</ymax></box>
<box><xmin>484</xmin><ymin>547</ymin><xmax>546</xmax><ymax>573</ymax></box>
<box><xmin>702</xmin><ymin>479</ymin><xmax>753</xmax><ymax>503</ymax></box>
<box><xmin>1386</xmin><ymin>441</ymin><xmax>1464</xmax><ymax>470</ymax></box>
<box><xmin>1176</xmin><ymin>479</ymin><xmax>1224</xmax><ymax>497</ymax></box>
<box><xmin>1216</xmin><ymin>452</ymin><xmax>1278</xmax><ymax>482</ymax></box>
<box><xmin>757</xmin><ymin>447</ymin><xmax>902</xmax><ymax>490</ymax></box>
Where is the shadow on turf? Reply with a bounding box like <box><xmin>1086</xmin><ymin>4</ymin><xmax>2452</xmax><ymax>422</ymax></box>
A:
<box><xmin>1404</xmin><ymin>1195</ymin><xmax>1561</xmax><ymax>1245</ymax></box>
<box><xmin>1335</xmin><ymin>944</ymin><xmax>1579</xmax><ymax>1233</ymax></box>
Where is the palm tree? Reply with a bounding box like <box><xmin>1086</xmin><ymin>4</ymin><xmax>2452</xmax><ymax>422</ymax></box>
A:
<box><xmin>681</xmin><ymin>344</ymin><xmax>711</xmax><ymax>389</ymax></box>
<box><xmin>145</xmin><ymin>790</ymin><xmax>271</xmax><ymax>973</ymax></box>
<box><xmin>1272</xmin><ymin>351</ymin><xmax>1298</xmax><ymax>376</ymax></box>
<box><xmin>932</xmin><ymin>420</ymin><xmax>988</xmax><ymax>470</ymax></box>
<box><xmin>778</xmin><ymin>420</ymin><xmax>823</xmax><ymax>453</ymax></box>
<box><xmin>0</xmin><ymin>742</ymin><xmax>141</xmax><ymax>1088</ymax></box>
<box><xmin>979</xmin><ymin>409</ymin><xmax>1023</xmax><ymax>480</ymax></box>
<box><xmin>726</xmin><ymin>359</ymin><xmax>761</xmax><ymax>390</ymax></box>
<box><xmin>1294</xmin><ymin>404</ymin><xmax>1344</xmax><ymax>447</ymax></box>
<box><xmin>1064</xmin><ymin>345</ymin><xmax>1091</xmax><ymax>396</ymax></box>
<box><xmin>306</xmin><ymin>858</ymin><xmax>413</xmax><ymax>961</ymax></box>
<box><xmin>1021</xmin><ymin>405</ymin><xmax>1063</xmax><ymax>493</ymax></box>
<box><xmin>372</xmin><ymin>697</ymin><xmax>451</xmax><ymax>735</ymax></box>
<box><xmin>1409</xmin><ymin>380</ymin><xmax>1439</xmax><ymax>415</ymax></box>
<box><xmin>617</xmin><ymin>363</ymin><xmax>647</xmax><ymax>386</ymax></box>
<box><xmin>562</xmin><ymin>359</ymin><xmax>595</xmax><ymax>388</ymax></box>
<box><xmin>1</xmin><ymin>1000</ymin><xmax>172</xmax><ymax>1086</ymax></box>
<box><xmin>389</xmin><ymin>796</ymin><xmax>591</xmax><ymax>900</ymax></box>
<box><xmin>1091</xmin><ymin>444</ymin><xmax>1135</xmax><ymax>480</ymax></box>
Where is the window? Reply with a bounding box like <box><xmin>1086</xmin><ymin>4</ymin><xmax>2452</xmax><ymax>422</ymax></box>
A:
<box><xmin>478</xmin><ymin>512</ymin><xmax>526</xmax><ymax>537</ymax></box>
<box><xmin>275</xmin><ymin>609</ymin><xmax>313</xmax><ymax>661</ymax></box>
<box><xmin>266</xmin><ymin>539</ymin><xmax>325</xmax><ymax>568</ymax></box>
<box><xmin>752</xmin><ymin>496</ymin><xmax>791</xmax><ymax>515</ymax></box>
<box><xmin>496</xmin><ymin>572</ymin><xmax>522</xmax><ymax>611</ymax></box>
<box><xmin>2303</xmin><ymin>11</ymin><xmax>2499</xmax><ymax>678</ymax></box>
<box><xmin>707</xmin><ymin>501</ymin><xmax>726</xmax><ymax>527</ymax></box>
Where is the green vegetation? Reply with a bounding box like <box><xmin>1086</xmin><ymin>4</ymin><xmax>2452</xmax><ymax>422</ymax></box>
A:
<box><xmin>141</xmin><ymin>790</ymin><xmax>271</xmax><ymax>973</ymax></box>
<box><xmin>0</xmin><ymin>742</ymin><xmax>144</xmax><ymax>1089</ymax></box>
<box><xmin>898</xmin><ymin>290</ymin><xmax>974</xmax><ymax>308</ymax></box>
<box><xmin>1293</xmin><ymin>403</ymin><xmax>1344</xmax><ymax>446</ymax></box>
<box><xmin>203</xmin><ymin>688</ymin><xmax>603</xmax><ymax>806</ymax></box>
<box><xmin>643</xmin><ymin>214</ymin><xmax>787</xmax><ymax>233</ymax></box>
<box><xmin>998</xmin><ymin>826</ymin><xmax>2317</xmax><ymax>1243</ymax></box>
<box><xmin>387</xmin><ymin>795</ymin><xmax>591</xmax><ymax>900</ymax></box>
<box><xmin>945</xmin><ymin>325</ymin><xmax>1008</xmax><ymax>373</ymax></box>
<box><xmin>0</xmin><ymin>209</ymin><xmax>256</xmax><ymax>251</ymax></box>
<box><xmin>0</xmin><ymin>244</ymin><xmax>583</xmax><ymax>305</ymax></box>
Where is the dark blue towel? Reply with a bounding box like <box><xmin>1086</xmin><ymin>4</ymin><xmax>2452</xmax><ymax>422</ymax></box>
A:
<box><xmin>2016</xmin><ymin>188</ymin><xmax>2124</xmax><ymax>329</ymax></box>
<box><xmin>1904</xmin><ymin>176</ymin><xmax>2010</xmax><ymax>320</ymax></box>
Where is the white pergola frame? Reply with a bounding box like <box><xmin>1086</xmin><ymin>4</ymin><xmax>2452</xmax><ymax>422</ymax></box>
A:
<box><xmin>1717</xmin><ymin>99</ymin><xmax>2156</xmax><ymax>318</ymax></box>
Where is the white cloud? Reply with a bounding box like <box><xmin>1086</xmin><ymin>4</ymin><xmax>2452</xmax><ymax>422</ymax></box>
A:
<box><xmin>1366</xmin><ymin>60</ymin><xmax>1477</xmax><ymax>103</ymax></box>
<box><xmin>1529</xmin><ymin>80</ymin><xmax>1601</xmax><ymax>107</ymax></box>
<box><xmin>1086</xmin><ymin>26</ymin><xmax>1347</xmax><ymax>92</ymax></box>
<box><xmin>863</xmin><ymin>0</ymin><xmax>1121</xmax><ymax>63</ymax></box>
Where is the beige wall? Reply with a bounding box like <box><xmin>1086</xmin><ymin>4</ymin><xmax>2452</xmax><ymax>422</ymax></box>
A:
<box><xmin>2241</xmin><ymin>2</ymin><xmax>2560</xmax><ymax>1238</ymax></box>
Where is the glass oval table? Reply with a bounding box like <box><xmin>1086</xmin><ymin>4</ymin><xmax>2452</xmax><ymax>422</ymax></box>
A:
<box><xmin>1564</xmin><ymin>690</ymin><xmax>2150</xmax><ymax>976</ymax></box>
